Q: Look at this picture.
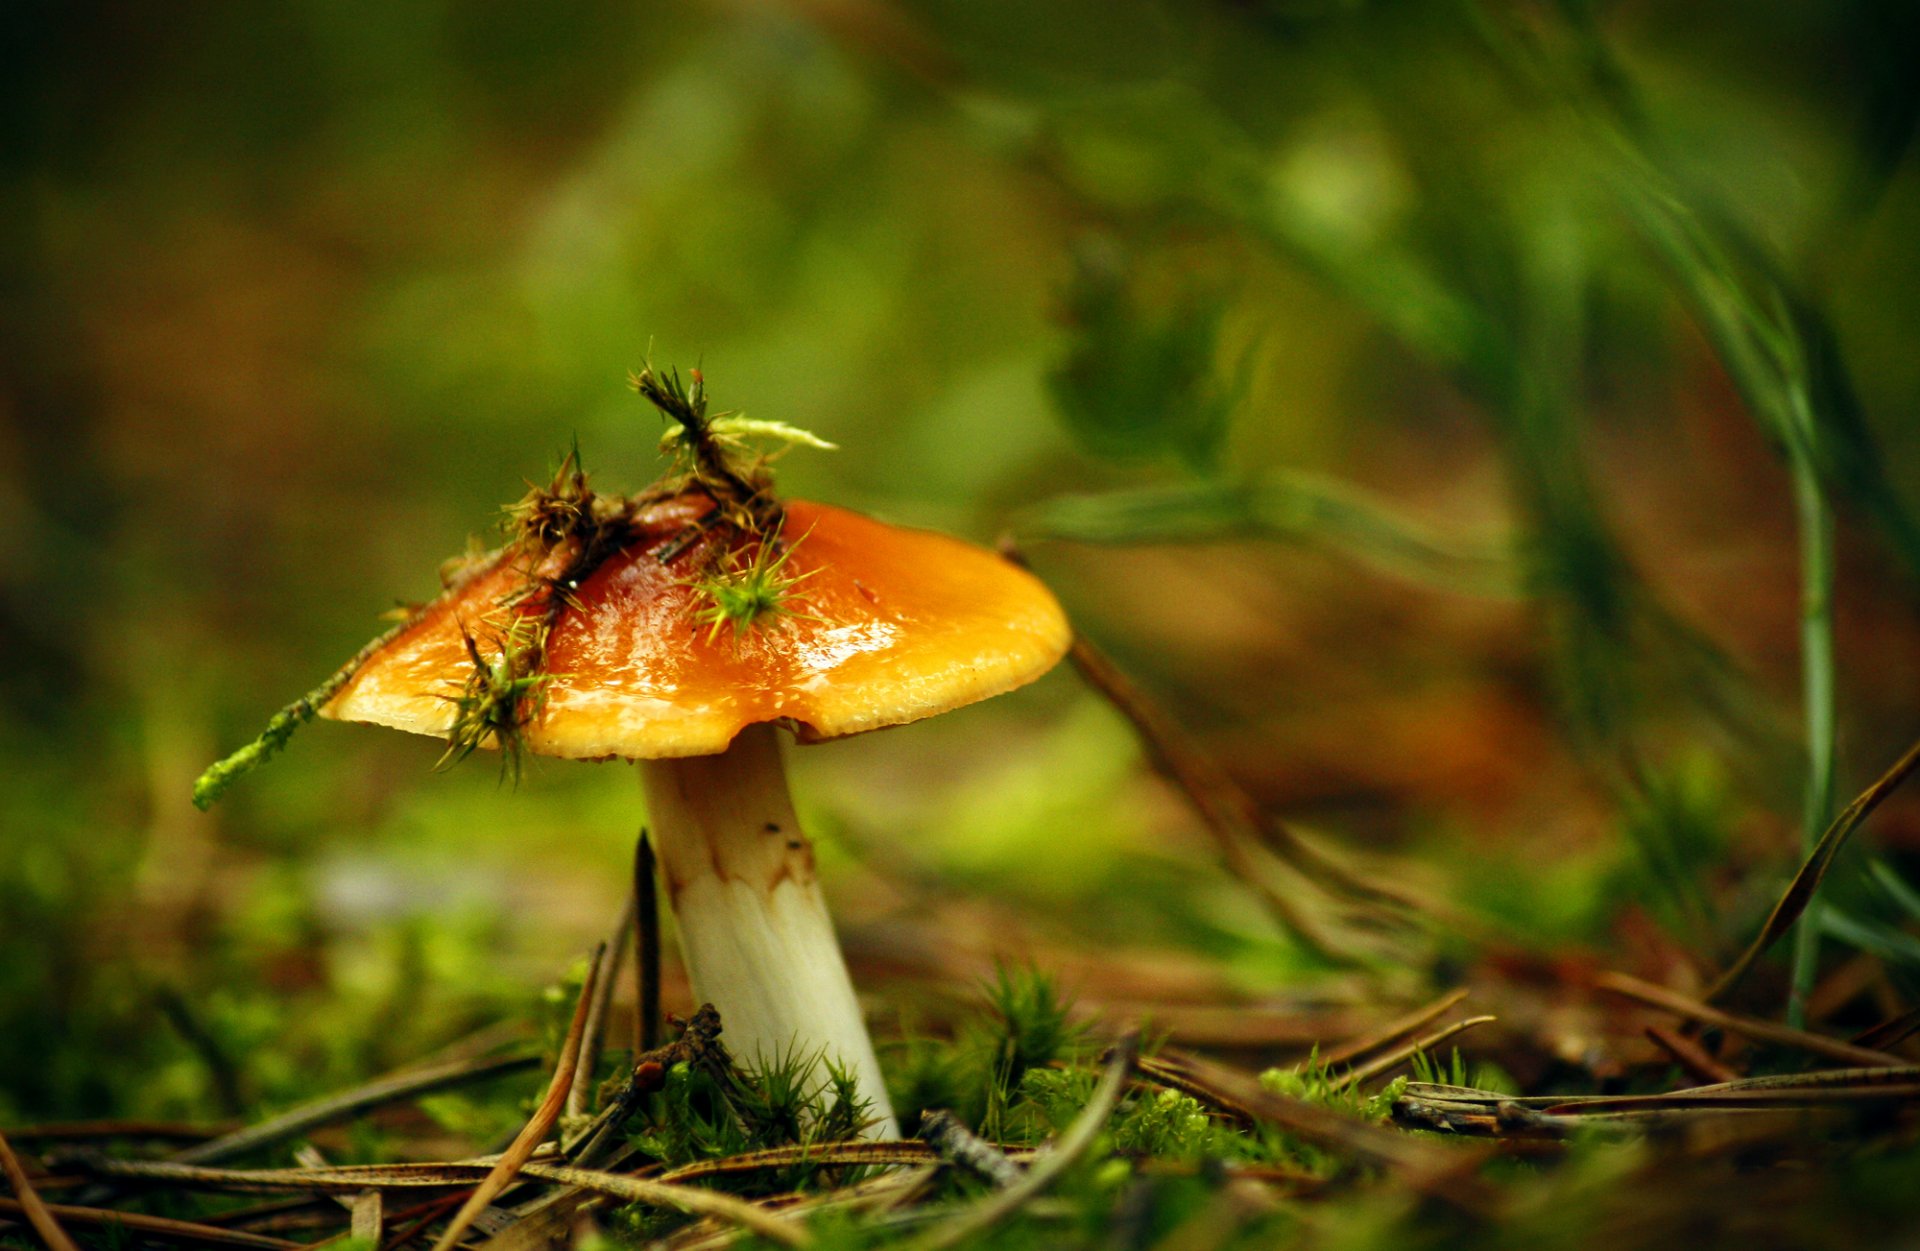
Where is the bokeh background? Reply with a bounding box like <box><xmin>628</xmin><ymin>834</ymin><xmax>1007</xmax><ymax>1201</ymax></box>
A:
<box><xmin>5</xmin><ymin>0</ymin><xmax>1920</xmax><ymax>1123</ymax></box>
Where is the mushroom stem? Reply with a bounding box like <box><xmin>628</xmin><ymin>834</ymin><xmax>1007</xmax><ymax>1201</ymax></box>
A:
<box><xmin>636</xmin><ymin>724</ymin><xmax>898</xmax><ymax>1139</ymax></box>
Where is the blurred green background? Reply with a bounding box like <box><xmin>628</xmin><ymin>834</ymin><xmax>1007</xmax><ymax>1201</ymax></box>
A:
<box><xmin>5</xmin><ymin>0</ymin><xmax>1920</xmax><ymax>1122</ymax></box>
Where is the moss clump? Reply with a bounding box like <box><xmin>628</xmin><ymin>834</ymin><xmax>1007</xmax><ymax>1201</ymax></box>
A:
<box><xmin>684</xmin><ymin>530</ymin><xmax>821</xmax><ymax>645</ymax></box>
<box><xmin>436</xmin><ymin>618</ymin><xmax>553</xmax><ymax>782</ymax></box>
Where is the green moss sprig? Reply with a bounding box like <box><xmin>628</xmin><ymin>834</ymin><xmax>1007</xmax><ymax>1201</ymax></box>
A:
<box><xmin>630</xmin><ymin>361</ymin><xmax>833</xmax><ymax>541</ymax></box>
<box><xmin>437</xmin><ymin>618</ymin><xmax>554</xmax><ymax>782</ymax></box>
<box><xmin>685</xmin><ymin>530</ymin><xmax>822</xmax><ymax>646</ymax></box>
<box><xmin>190</xmin><ymin>616</ymin><xmax>417</xmax><ymax>810</ymax></box>
<box><xmin>631</xmin><ymin>362</ymin><xmax>770</xmax><ymax>524</ymax></box>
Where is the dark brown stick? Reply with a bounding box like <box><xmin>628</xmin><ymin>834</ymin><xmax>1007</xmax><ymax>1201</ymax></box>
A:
<box><xmin>635</xmin><ymin>831</ymin><xmax>662</xmax><ymax>1054</ymax></box>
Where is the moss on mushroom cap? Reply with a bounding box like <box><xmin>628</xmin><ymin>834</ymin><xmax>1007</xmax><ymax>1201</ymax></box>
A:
<box><xmin>323</xmin><ymin>494</ymin><xmax>1071</xmax><ymax>760</ymax></box>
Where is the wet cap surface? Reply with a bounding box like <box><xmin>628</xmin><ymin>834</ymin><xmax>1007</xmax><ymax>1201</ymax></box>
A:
<box><xmin>323</xmin><ymin>497</ymin><xmax>1071</xmax><ymax>758</ymax></box>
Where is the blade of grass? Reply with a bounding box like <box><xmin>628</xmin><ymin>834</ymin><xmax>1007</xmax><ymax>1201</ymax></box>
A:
<box><xmin>1869</xmin><ymin>859</ymin><xmax>1920</xmax><ymax>920</ymax></box>
<box><xmin>1788</xmin><ymin>451</ymin><xmax>1837</xmax><ymax>1027</ymax></box>
<box><xmin>905</xmin><ymin>1035</ymin><xmax>1137</xmax><ymax>1251</ymax></box>
<box><xmin>1819</xmin><ymin>907</ymin><xmax>1920</xmax><ymax>968</ymax></box>
<box><xmin>1024</xmin><ymin>475</ymin><xmax>1520</xmax><ymax>597</ymax></box>
<box><xmin>1705</xmin><ymin>735</ymin><xmax>1920</xmax><ymax>1003</ymax></box>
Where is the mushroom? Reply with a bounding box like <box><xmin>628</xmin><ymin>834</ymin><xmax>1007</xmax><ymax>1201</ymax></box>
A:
<box><xmin>237</xmin><ymin>381</ymin><xmax>1070</xmax><ymax>1139</ymax></box>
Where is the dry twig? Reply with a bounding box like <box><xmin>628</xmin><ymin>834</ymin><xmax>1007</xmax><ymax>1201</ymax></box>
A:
<box><xmin>1328</xmin><ymin>1015</ymin><xmax>1498</xmax><ymax>1091</ymax></box>
<box><xmin>428</xmin><ymin>944</ymin><xmax>604</xmax><ymax>1251</ymax></box>
<box><xmin>172</xmin><ymin>1053</ymin><xmax>538</xmax><ymax>1167</ymax></box>
<box><xmin>0</xmin><ymin>1128</ymin><xmax>82</xmax><ymax>1251</ymax></box>
<box><xmin>916</xmin><ymin>1111</ymin><xmax>1023</xmax><ymax>1188</ymax></box>
<box><xmin>0</xmin><ymin>1197</ymin><xmax>299</xmax><ymax>1251</ymax></box>
<box><xmin>1314</xmin><ymin>988</ymin><xmax>1471</xmax><ymax>1070</ymax></box>
<box><xmin>1645</xmin><ymin>1025</ymin><xmax>1739</xmax><ymax>1085</ymax></box>
<box><xmin>1599</xmin><ymin>973</ymin><xmax>1906</xmax><ymax>1068</ymax></box>
<box><xmin>657</xmin><ymin>1140</ymin><xmax>1034</xmax><ymax>1185</ymax></box>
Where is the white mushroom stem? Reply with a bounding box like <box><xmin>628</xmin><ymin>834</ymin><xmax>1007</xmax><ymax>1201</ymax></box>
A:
<box><xmin>637</xmin><ymin>723</ymin><xmax>898</xmax><ymax>1139</ymax></box>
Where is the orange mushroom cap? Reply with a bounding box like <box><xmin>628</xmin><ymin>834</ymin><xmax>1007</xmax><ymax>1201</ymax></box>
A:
<box><xmin>322</xmin><ymin>495</ymin><xmax>1070</xmax><ymax>759</ymax></box>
